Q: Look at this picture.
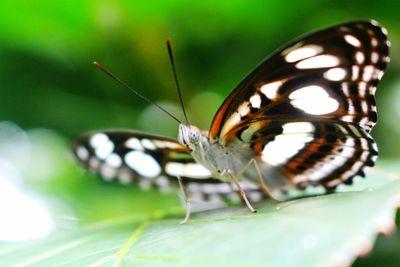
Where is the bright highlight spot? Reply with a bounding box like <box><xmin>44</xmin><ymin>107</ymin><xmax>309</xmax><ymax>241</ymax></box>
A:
<box><xmin>105</xmin><ymin>153</ymin><xmax>122</xmax><ymax>168</ymax></box>
<box><xmin>296</xmin><ymin>55</ymin><xmax>340</xmax><ymax>69</ymax></box>
<box><xmin>262</xmin><ymin>133</ymin><xmax>313</xmax><ymax>166</ymax></box>
<box><xmin>289</xmin><ymin>86</ymin><xmax>339</xmax><ymax>115</ymax></box>
<box><xmin>249</xmin><ymin>94</ymin><xmax>261</xmax><ymax>108</ymax></box>
<box><xmin>344</xmin><ymin>34</ymin><xmax>361</xmax><ymax>47</ymax></box>
<box><xmin>125</xmin><ymin>138</ymin><xmax>143</xmax><ymax>150</ymax></box>
<box><xmin>285</xmin><ymin>45</ymin><xmax>323</xmax><ymax>62</ymax></box>
<box><xmin>91</xmin><ymin>133</ymin><xmax>114</xmax><ymax>160</ymax></box>
<box><xmin>282</xmin><ymin>122</ymin><xmax>315</xmax><ymax>134</ymax></box>
<box><xmin>324</xmin><ymin>68</ymin><xmax>347</xmax><ymax>81</ymax></box>
<box><xmin>141</xmin><ymin>139</ymin><xmax>156</xmax><ymax>150</ymax></box>
<box><xmin>165</xmin><ymin>162</ymin><xmax>211</xmax><ymax>178</ymax></box>
<box><xmin>260</xmin><ymin>81</ymin><xmax>283</xmax><ymax>100</ymax></box>
<box><xmin>76</xmin><ymin>146</ymin><xmax>89</xmax><ymax>160</ymax></box>
<box><xmin>125</xmin><ymin>151</ymin><xmax>161</xmax><ymax>177</ymax></box>
<box><xmin>355</xmin><ymin>52</ymin><xmax>365</xmax><ymax>64</ymax></box>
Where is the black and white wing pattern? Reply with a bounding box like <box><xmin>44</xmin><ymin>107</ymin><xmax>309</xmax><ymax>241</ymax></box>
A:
<box><xmin>72</xmin><ymin>20</ymin><xmax>390</xmax><ymax>207</ymax></box>
<box><xmin>209</xmin><ymin>20</ymin><xmax>389</xmax><ymax>192</ymax></box>
<box><xmin>71</xmin><ymin>130</ymin><xmax>264</xmax><ymax>203</ymax></box>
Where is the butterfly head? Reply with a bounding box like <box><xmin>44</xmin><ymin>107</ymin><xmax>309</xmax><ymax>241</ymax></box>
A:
<box><xmin>178</xmin><ymin>124</ymin><xmax>202</xmax><ymax>151</ymax></box>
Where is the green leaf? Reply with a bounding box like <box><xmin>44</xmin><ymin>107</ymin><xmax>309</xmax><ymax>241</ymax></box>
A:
<box><xmin>1</xmin><ymin>164</ymin><xmax>400</xmax><ymax>267</ymax></box>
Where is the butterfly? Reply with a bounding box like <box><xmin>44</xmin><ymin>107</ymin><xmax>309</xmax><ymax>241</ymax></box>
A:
<box><xmin>72</xmin><ymin>20</ymin><xmax>390</xmax><ymax>223</ymax></box>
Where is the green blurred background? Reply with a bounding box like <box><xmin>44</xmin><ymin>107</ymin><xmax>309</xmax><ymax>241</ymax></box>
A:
<box><xmin>0</xmin><ymin>1</ymin><xmax>399</xmax><ymax>263</ymax></box>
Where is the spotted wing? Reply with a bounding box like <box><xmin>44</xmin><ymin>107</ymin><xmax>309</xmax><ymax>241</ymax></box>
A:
<box><xmin>210</xmin><ymin>20</ymin><xmax>389</xmax><ymax>195</ymax></box>
<box><xmin>209</xmin><ymin>20</ymin><xmax>389</xmax><ymax>144</ymax></box>
<box><xmin>71</xmin><ymin>130</ymin><xmax>265</xmax><ymax>204</ymax></box>
<box><xmin>242</xmin><ymin>121</ymin><xmax>378</xmax><ymax>196</ymax></box>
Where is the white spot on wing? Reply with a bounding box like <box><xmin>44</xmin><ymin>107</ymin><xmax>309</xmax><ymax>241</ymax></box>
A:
<box><xmin>371</xmin><ymin>52</ymin><xmax>379</xmax><ymax>63</ymax></box>
<box><xmin>363</xmin><ymin>65</ymin><xmax>376</xmax><ymax>81</ymax></box>
<box><xmin>308</xmin><ymin>170</ymin><xmax>325</xmax><ymax>181</ymax></box>
<box><xmin>361</xmin><ymin>101</ymin><xmax>368</xmax><ymax>113</ymax></box>
<box><xmin>100</xmin><ymin>164</ymin><xmax>116</xmax><ymax>180</ymax></box>
<box><xmin>326</xmin><ymin>179</ymin><xmax>341</xmax><ymax>187</ymax></box>
<box><xmin>383</xmin><ymin>56</ymin><xmax>390</xmax><ymax>63</ymax></box>
<box><xmin>220</xmin><ymin>113</ymin><xmax>241</xmax><ymax>138</ymax></box>
<box><xmin>352</xmin><ymin>66</ymin><xmax>360</xmax><ymax>81</ymax></box>
<box><xmin>284</xmin><ymin>45</ymin><xmax>323</xmax><ymax>63</ymax></box>
<box><xmin>124</xmin><ymin>151</ymin><xmax>161</xmax><ymax>178</ymax></box>
<box><xmin>90</xmin><ymin>133</ymin><xmax>114</xmax><ymax>160</ymax></box>
<box><xmin>378</xmin><ymin>70</ymin><xmax>384</xmax><ymax>80</ymax></box>
<box><xmin>342</xmin><ymin>83</ymin><xmax>349</xmax><ymax>96</ymax></box>
<box><xmin>355</xmin><ymin>52</ymin><xmax>365</xmax><ymax>64</ymax></box>
<box><xmin>262</xmin><ymin>133</ymin><xmax>313</xmax><ymax>166</ymax></box>
<box><xmin>76</xmin><ymin>146</ymin><xmax>89</xmax><ymax>161</ymax></box>
<box><xmin>289</xmin><ymin>86</ymin><xmax>339</xmax><ymax>115</ymax></box>
<box><xmin>344</xmin><ymin>34</ymin><xmax>361</xmax><ymax>47</ymax></box>
<box><xmin>293</xmin><ymin>175</ymin><xmax>307</xmax><ymax>183</ymax></box>
<box><xmin>90</xmin><ymin>133</ymin><xmax>108</xmax><ymax>147</ymax></box>
<box><xmin>125</xmin><ymin>138</ymin><xmax>143</xmax><ymax>151</ymax></box>
<box><xmin>249</xmin><ymin>94</ymin><xmax>261</xmax><ymax>108</ymax></box>
<box><xmin>348</xmin><ymin>99</ymin><xmax>355</xmax><ymax>114</ymax></box>
<box><xmin>359</xmin><ymin>82</ymin><xmax>367</xmax><ymax>97</ymax></box>
<box><xmin>342</xmin><ymin>115</ymin><xmax>354</xmax><ymax>123</ymax></box>
<box><xmin>141</xmin><ymin>139</ymin><xmax>156</xmax><ymax>150</ymax></box>
<box><xmin>330</xmin><ymin>155</ymin><xmax>347</xmax><ymax>166</ymax></box>
<box><xmin>324</xmin><ymin>68</ymin><xmax>347</xmax><ymax>81</ymax></box>
<box><xmin>165</xmin><ymin>162</ymin><xmax>211</xmax><ymax>178</ymax></box>
<box><xmin>289</xmin><ymin>85</ymin><xmax>328</xmax><ymax>100</ymax></box>
<box><xmin>260</xmin><ymin>81</ymin><xmax>282</xmax><ymax>100</ymax></box>
<box><xmin>370</xmin><ymin>19</ymin><xmax>379</xmax><ymax>26</ymax></box>
<box><xmin>296</xmin><ymin>55</ymin><xmax>339</xmax><ymax>69</ymax></box>
<box><xmin>89</xmin><ymin>157</ymin><xmax>100</xmax><ymax>169</ymax></box>
<box><xmin>238</xmin><ymin>102</ymin><xmax>250</xmax><ymax>116</ymax></box>
<box><xmin>118</xmin><ymin>168</ymin><xmax>133</xmax><ymax>184</ymax></box>
<box><xmin>282</xmin><ymin>122</ymin><xmax>315</xmax><ymax>134</ymax></box>
<box><xmin>106</xmin><ymin>153</ymin><xmax>122</xmax><ymax>168</ymax></box>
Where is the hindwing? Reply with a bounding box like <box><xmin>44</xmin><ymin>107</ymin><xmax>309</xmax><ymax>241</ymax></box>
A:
<box><xmin>71</xmin><ymin>130</ymin><xmax>264</xmax><ymax>203</ymax></box>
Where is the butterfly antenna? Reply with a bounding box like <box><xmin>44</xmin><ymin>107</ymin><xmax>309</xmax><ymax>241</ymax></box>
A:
<box><xmin>166</xmin><ymin>38</ymin><xmax>190</xmax><ymax>124</ymax></box>
<box><xmin>93</xmin><ymin>61</ymin><xmax>181</xmax><ymax>124</ymax></box>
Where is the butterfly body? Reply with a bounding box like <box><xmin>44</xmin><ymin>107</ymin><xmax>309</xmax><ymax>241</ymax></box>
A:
<box><xmin>72</xmin><ymin>20</ymin><xmax>389</xmax><ymax>212</ymax></box>
<box><xmin>178</xmin><ymin>124</ymin><xmax>253</xmax><ymax>180</ymax></box>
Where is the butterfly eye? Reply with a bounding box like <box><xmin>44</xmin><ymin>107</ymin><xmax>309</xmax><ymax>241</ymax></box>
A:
<box><xmin>189</xmin><ymin>131</ymin><xmax>200</xmax><ymax>144</ymax></box>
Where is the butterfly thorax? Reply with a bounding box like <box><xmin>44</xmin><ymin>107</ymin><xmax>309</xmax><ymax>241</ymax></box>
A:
<box><xmin>178</xmin><ymin>124</ymin><xmax>251</xmax><ymax>181</ymax></box>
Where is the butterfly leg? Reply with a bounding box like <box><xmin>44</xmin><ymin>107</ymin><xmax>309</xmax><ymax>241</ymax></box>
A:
<box><xmin>236</xmin><ymin>159</ymin><xmax>280</xmax><ymax>201</ymax></box>
<box><xmin>224</xmin><ymin>169</ymin><xmax>257</xmax><ymax>213</ymax></box>
<box><xmin>248</xmin><ymin>159</ymin><xmax>279</xmax><ymax>200</ymax></box>
<box><xmin>177</xmin><ymin>176</ymin><xmax>191</xmax><ymax>224</ymax></box>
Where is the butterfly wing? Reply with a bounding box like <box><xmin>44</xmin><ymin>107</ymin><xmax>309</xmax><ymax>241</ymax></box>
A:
<box><xmin>71</xmin><ymin>130</ymin><xmax>264</xmax><ymax>204</ymax></box>
<box><xmin>209</xmin><ymin>20</ymin><xmax>389</xmax><ymax>193</ymax></box>
<box><xmin>243</xmin><ymin>121</ymin><xmax>377</xmax><ymax>193</ymax></box>
<box><xmin>72</xmin><ymin>130</ymin><xmax>207</xmax><ymax>186</ymax></box>
<box><xmin>210</xmin><ymin>20</ymin><xmax>389</xmax><ymax>143</ymax></box>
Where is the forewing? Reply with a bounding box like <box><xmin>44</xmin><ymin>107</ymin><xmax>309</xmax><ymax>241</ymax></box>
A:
<box><xmin>209</xmin><ymin>20</ymin><xmax>389</xmax><ymax>144</ymax></box>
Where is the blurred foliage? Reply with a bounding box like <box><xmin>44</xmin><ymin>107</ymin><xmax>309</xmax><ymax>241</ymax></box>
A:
<box><xmin>1</xmin><ymin>1</ymin><xmax>400</xmax><ymax>266</ymax></box>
